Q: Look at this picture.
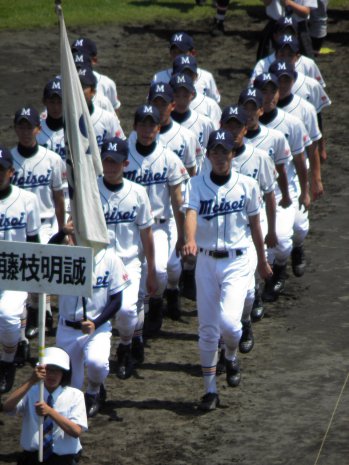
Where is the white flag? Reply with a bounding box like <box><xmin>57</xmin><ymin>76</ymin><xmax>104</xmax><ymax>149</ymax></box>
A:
<box><xmin>57</xmin><ymin>5</ymin><xmax>109</xmax><ymax>253</ymax></box>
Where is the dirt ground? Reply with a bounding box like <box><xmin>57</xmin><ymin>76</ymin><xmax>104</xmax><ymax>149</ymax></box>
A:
<box><xmin>1</xmin><ymin>5</ymin><xmax>349</xmax><ymax>465</ymax></box>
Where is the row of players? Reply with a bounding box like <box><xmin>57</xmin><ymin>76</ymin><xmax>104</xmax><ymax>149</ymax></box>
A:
<box><xmin>0</xmin><ymin>23</ymin><xmax>330</xmax><ymax>415</ymax></box>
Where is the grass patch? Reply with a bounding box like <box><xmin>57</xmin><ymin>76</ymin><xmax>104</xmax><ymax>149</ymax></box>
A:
<box><xmin>0</xmin><ymin>0</ymin><xmax>348</xmax><ymax>30</ymax></box>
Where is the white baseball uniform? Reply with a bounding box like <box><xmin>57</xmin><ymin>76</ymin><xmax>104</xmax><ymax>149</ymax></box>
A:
<box><xmin>0</xmin><ymin>186</ymin><xmax>41</xmax><ymax>355</ymax></box>
<box><xmin>152</xmin><ymin>67</ymin><xmax>221</xmax><ymax>103</ymax></box>
<box><xmin>292</xmin><ymin>71</ymin><xmax>331</xmax><ymax>112</ymax></box>
<box><xmin>93</xmin><ymin>70</ymin><xmax>121</xmax><ymax>110</ymax></box>
<box><xmin>190</xmin><ymin>92</ymin><xmax>222</xmax><ymax>129</ymax></box>
<box><xmin>98</xmin><ymin>177</ymin><xmax>154</xmax><ymax>343</ymax></box>
<box><xmin>91</xmin><ymin>105</ymin><xmax>125</xmax><ymax>150</ymax></box>
<box><xmin>10</xmin><ymin>145</ymin><xmax>64</xmax><ymax>243</ymax></box>
<box><xmin>56</xmin><ymin>247</ymin><xmax>130</xmax><ymax>390</ymax></box>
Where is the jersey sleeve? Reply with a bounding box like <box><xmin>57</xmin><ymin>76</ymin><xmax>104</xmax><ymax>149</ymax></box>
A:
<box><xmin>258</xmin><ymin>155</ymin><xmax>277</xmax><ymax>194</ymax></box>
<box><xmin>183</xmin><ymin>132</ymin><xmax>198</xmax><ymax>169</ymax></box>
<box><xmin>246</xmin><ymin>179</ymin><xmax>262</xmax><ymax>217</ymax></box>
<box><xmin>167</xmin><ymin>150</ymin><xmax>190</xmax><ymax>186</ymax></box>
<box><xmin>204</xmin><ymin>71</ymin><xmax>221</xmax><ymax>103</ymax></box>
<box><xmin>135</xmin><ymin>186</ymin><xmax>154</xmax><ymax>230</ymax></box>
<box><xmin>273</xmin><ymin>131</ymin><xmax>292</xmax><ymax>165</ymax></box>
<box><xmin>303</xmin><ymin>101</ymin><xmax>322</xmax><ymax>142</ymax></box>
<box><xmin>311</xmin><ymin>82</ymin><xmax>331</xmax><ymax>112</ymax></box>
<box><xmin>182</xmin><ymin>177</ymin><xmax>200</xmax><ymax>212</ymax></box>
<box><xmin>109</xmin><ymin>113</ymin><xmax>126</xmax><ymax>140</ymax></box>
<box><xmin>288</xmin><ymin>115</ymin><xmax>310</xmax><ymax>155</ymax></box>
<box><xmin>108</xmin><ymin>250</ymin><xmax>131</xmax><ymax>295</ymax></box>
<box><xmin>51</xmin><ymin>152</ymin><xmax>64</xmax><ymax>191</ymax></box>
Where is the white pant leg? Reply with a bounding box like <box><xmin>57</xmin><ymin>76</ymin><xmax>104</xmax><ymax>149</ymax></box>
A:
<box><xmin>152</xmin><ymin>222</ymin><xmax>171</xmax><ymax>296</ymax></box>
<box><xmin>309</xmin><ymin>0</ymin><xmax>328</xmax><ymax>38</ymax></box>
<box><xmin>115</xmin><ymin>259</ymin><xmax>140</xmax><ymax>344</ymax></box>
<box><xmin>268</xmin><ymin>200</ymin><xmax>296</xmax><ymax>265</ymax></box>
<box><xmin>242</xmin><ymin>241</ymin><xmax>257</xmax><ymax>321</ymax></box>
<box><xmin>293</xmin><ymin>180</ymin><xmax>309</xmax><ymax>246</ymax></box>
<box><xmin>166</xmin><ymin>217</ymin><xmax>182</xmax><ymax>289</ymax></box>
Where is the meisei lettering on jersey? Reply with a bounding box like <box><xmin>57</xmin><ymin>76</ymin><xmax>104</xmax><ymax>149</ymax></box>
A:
<box><xmin>104</xmin><ymin>206</ymin><xmax>137</xmax><ymax>224</ymax></box>
<box><xmin>0</xmin><ymin>212</ymin><xmax>26</xmax><ymax>231</ymax></box>
<box><xmin>199</xmin><ymin>195</ymin><xmax>246</xmax><ymax>220</ymax></box>
<box><xmin>94</xmin><ymin>271</ymin><xmax>110</xmax><ymax>289</ymax></box>
<box><xmin>124</xmin><ymin>168</ymin><xmax>168</xmax><ymax>185</ymax></box>
<box><xmin>11</xmin><ymin>170</ymin><xmax>52</xmax><ymax>188</ymax></box>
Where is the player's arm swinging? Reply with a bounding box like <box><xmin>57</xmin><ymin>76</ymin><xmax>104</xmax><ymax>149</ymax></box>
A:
<box><xmin>307</xmin><ymin>141</ymin><xmax>324</xmax><ymax>201</ymax></box>
<box><xmin>249</xmin><ymin>213</ymin><xmax>273</xmax><ymax>280</ymax></box>
<box><xmin>275</xmin><ymin>164</ymin><xmax>292</xmax><ymax>208</ymax></box>
<box><xmin>182</xmin><ymin>208</ymin><xmax>198</xmax><ymax>257</ymax></box>
<box><xmin>292</xmin><ymin>152</ymin><xmax>310</xmax><ymax>211</ymax></box>
<box><xmin>264</xmin><ymin>191</ymin><xmax>278</xmax><ymax>248</ymax></box>
<box><xmin>170</xmin><ymin>182</ymin><xmax>185</xmax><ymax>256</ymax></box>
<box><xmin>140</xmin><ymin>226</ymin><xmax>158</xmax><ymax>296</ymax></box>
<box><xmin>53</xmin><ymin>188</ymin><xmax>65</xmax><ymax>230</ymax></box>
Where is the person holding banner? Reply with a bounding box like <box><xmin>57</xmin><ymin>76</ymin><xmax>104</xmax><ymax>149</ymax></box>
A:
<box><xmin>2</xmin><ymin>347</ymin><xmax>87</xmax><ymax>465</ymax></box>
<box><xmin>0</xmin><ymin>146</ymin><xmax>41</xmax><ymax>394</ymax></box>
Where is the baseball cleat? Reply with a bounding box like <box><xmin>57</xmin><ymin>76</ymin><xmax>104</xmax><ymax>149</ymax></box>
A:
<box><xmin>180</xmin><ymin>269</ymin><xmax>196</xmax><ymax>301</ymax></box>
<box><xmin>0</xmin><ymin>361</ymin><xmax>16</xmax><ymax>394</ymax></box>
<box><xmin>198</xmin><ymin>392</ymin><xmax>220</xmax><ymax>411</ymax></box>
<box><xmin>239</xmin><ymin>321</ymin><xmax>254</xmax><ymax>354</ymax></box>
<box><xmin>211</xmin><ymin>19</ymin><xmax>225</xmax><ymax>37</ymax></box>
<box><xmin>14</xmin><ymin>340</ymin><xmax>30</xmax><ymax>367</ymax></box>
<box><xmin>291</xmin><ymin>246</ymin><xmax>306</xmax><ymax>277</ymax></box>
<box><xmin>143</xmin><ymin>297</ymin><xmax>163</xmax><ymax>337</ymax></box>
<box><xmin>216</xmin><ymin>348</ymin><xmax>226</xmax><ymax>375</ymax></box>
<box><xmin>226</xmin><ymin>357</ymin><xmax>241</xmax><ymax>388</ymax></box>
<box><xmin>85</xmin><ymin>392</ymin><xmax>101</xmax><ymax>418</ymax></box>
<box><xmin>272</xmin><ymin>264</ymin><xmax>287</xmax><ymax>295</ymax></box>
<box><xmin>116</xmin><ymin>343</ymin><xmax>133</xmax><ymax>380</ymax></box>
<box><xmin>262</xmin><ymin>276</ymin><xmax>278</xmax><ymax>302</ymax></box>
<box><xmin>25</xmin><ymin>306</ymin><xmax>39</xmax><ymax>339</ymax></box>
<box><xmin>166</xmin><ymin>288</ymin><xmax>181</xmax><ymax>320</ymax></box>
<box><xmin>131</xmin><ymin>337</ymin><xmax>144</xmax><ymax>365</ymax></box>
<box><xmin>251</xmin><ymin>292</ymin><xmax>264</xmax><ymax>321</ymax></box>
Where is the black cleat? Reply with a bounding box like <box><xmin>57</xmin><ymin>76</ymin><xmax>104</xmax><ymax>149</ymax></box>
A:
<box><xmin>14</xmin><ymin>340</ymin><xmax>30</xmax><ymax>367</ymax></box>
<box><xmin>143</xmin><ymin>297</ymin><xmax>163</xmax><ymax>337</ymax></box>
<box><xmin>211</xmin><ymin>19</ymin><xmax>225</xmax><ymax>37</ymax></box>
<box><xmin>166</xmin><ymin>289</ymin><xmax>181</xmax><ymax>320</ymax></box>
<box><xmin>262</xmin><ymin>276</ymin><xmax>278</xmax><ymax>302</ymax></box>
<box><xmin>216</xmin><ymin>348</ymin><xmax>226</xmax><ymax>375</ymax></box>
<box><xmin>291</xmin><ymin>246</ymin><xmax>306</xmax><ymax>277</ymax></box>
<box><xmin>198</xmin><ymin>392</ymin><xmax>220</xmax><ymax>411</ymax></box>
<box><xmin>131</xmin><ymin>337</ymin><xmax>144</xmax><ymax>365</ymax></box>
<box><xmin>180</xmin><ymin>269</ymin><xmax>196</xmax><ymax>301</ymax></box>
<box><xmin>45</xmin><ymin>310</ymin><xmax>54</xmax><ymax>335</ymax></box>
<box><xmin>116</xmin><ymin>344</ymin><xmax>133</xmax><ymax>380</ymax></box>
<box><xmin>84</xmin><ymin>392</ymin><xmax>101</xmax><ymax>418</ymax></box>
<box><xmin>273</xmin><ymin>264</ymin><xmax>287</xmax><ymax>295</ymax></box>
<box><xmin>251</xmin><ymin>291</ymin><xmax>264</xmax><ymax>321</ymax></box>
<box><xmin>99</xmin><ymin>384</ymin><xmax>107</xmax><ymax>403</ymax></box>
<box><xmin>226</xmin><ymin>357</ymin><xmax>241</xmax><ymax>388</ymax></box>
<box><xmin>239</xmin><ymin>321</ymin><xmax>254</xmax><ymax>354</ymax></box>
<box><xmin>25</xmin><ymin>307</ymin><xmax>38</xmax><ymax>339</ymax></box>
<box><xmin>0</xmin><ymin>361</ymin><xmax>16</xmax><ymax>394</ymax></box>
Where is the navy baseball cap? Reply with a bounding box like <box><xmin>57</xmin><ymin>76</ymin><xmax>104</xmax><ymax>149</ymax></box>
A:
<box><xmin>169</xmin><ymin>73</ymin><xmax>196</xmax><ymax>93</ymax></box>
<box><xmin>254</xmin><ymin>72</ymin><xmax>279</xmax><ymax>90</ymax></box>
<box><xmin>169</xmin><ymin>32</ymin><xmax>194</xmax><ymax>52</ymax></box>
<box><xmin>172</xmin><ymin>54</ymin><xmax>198</xmax><ymax>75</ymax></box>
<box><xmin>0</xmin><ymin>145</ymin><xmax>13</xmax><ymax>169</ymax></box>
<box><xmin>43</xmin><ymin>78</ymin><xmax>62</xmax><ymax>99</ymax></box>
<box><xmin>78</xmin><ymin>67</ymin><xmax>97</xmax><ymax>88</ymax></box>
<box><xmin>14</xmin><ymin>106</ymin><xmax>40</xmax><ymax>127</ymax></box>
<box><xmin>238</xmin><ymin>87</ymin><xmax>263</xmax><ymax>108</ymax></box>
<box><xmin>276</xmin><ymin>34</ymin><xmax>300</xmax><ymax>53</ymax></box>
<box><xmin>269</xmin><ymin>60</ymin><xmax>296</xmax><ymax>79</ymax></box>
<box><xmin>71</xmin><ymin>37</ymin><xmax>97</xmax><ymax>57</ymax></box>
<box><xmin>101</xmin><ymin>137</ymin><xmax>128</xmax><ymax>163</ymax></box>
<box><xmin>221</xmin><ymin>105</ymin><xmax>248</xmax><ymax>125</ymax></box>
<box><xmin>148</xmin><ymin>82</ymin><xmax>174</xmax><ymax>103</ymax></box>
<box><xmin>207</xmin><ymin>129</ymin><xmax>236</xmax><ymax>152</ymax></box>
<box><xmin>275</xmin><ymin>16</ymin><xmax>298</xmax><ymax>33</ymax></box>
<box><xmin>134</xmin><ymin>104</ymin><xmax>161</xmax><ymax>124</ymax></box>
<box><xmin>73</xmin><ymin>52</ymin><xmax>92</xmax><ymax>69</ymax></box>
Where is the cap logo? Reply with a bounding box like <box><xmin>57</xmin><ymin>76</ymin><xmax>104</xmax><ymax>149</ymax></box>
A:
<box><xmin>263</xmin><ymin>73</ymin><xmax>272</xmax><ymax>81</ymax></box>
<box><xmin>75</xmin><ymin>39</ymin><xmax>84</xmax><ymax>47</ymax></box>
<box><xmin>278</xmin><ymin>62</ymin><xmax>287</xmax><ymax>70</ymax></box>
<box><xmin>108</xmin><ymin>142</ymin><xmax>117</xmax><ymax>151</ymax></box>
<box><xmin>155</xmin><ymin>84</ymin><xmax>165</xmax><ymax>93</ymax></box>
<box><xmin>52</xmin><ymin>81</ymin><xmax>61</xmax><ymax>90</ymax></box>
<box><xmin>229</xmin><ymin>107</ymin><xmax>238</xmax><ymax>115</ymax></box>
<box><xmin>181</xmin><ymin>56</ymin><xmax>190</xmax><ymax>64</ymax></box>
<box><xmin>143</xmin><ymin>105</ymin><xmax>153</xmax><ymax>113</ymax></box>
<box><xmin>173</xmin><ymin>34</ymin><xmax>183</xmax><ymax>42</ymax></box>
<box><xmin>216</xmin><ymin>132</ymin><xmax>225</xmax><ymax>141</ymax></box>
<box><xmin>284</xmin><ymin>35</ymin><xmax>293</xmax><ymax>43</ymax></box>
<box><xmin>177</xmin><ymin>75</ymin><xmax>186</xmax><ymax>83</ymax></box>
<box><xmin>284</xmin><ymin>17</ymin><xmax>293</xmax><ymax>24</ymax></box>
<box><xmin>21</xmin><ymin>108</ymin><xmax>31</xmax><ymax>116</ymax></box>
<box><xmin>247</xmin><ymin>88</ymin><xmax>256</xmax><ymax>97</ymax></box>
<box><xmin>78</xmin><ymin>69</ymin><xmax>87</xmax><ymax>76</ymax></box>
<box><xmin>74</xmin><ymin>54</ymin><xmax>84</xmax><ymax>63</ymax></box>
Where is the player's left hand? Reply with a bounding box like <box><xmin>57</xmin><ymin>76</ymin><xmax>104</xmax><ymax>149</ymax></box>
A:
<box><xmin>175</xmin><ymin>236</ymin><xmax>186</xmax><ymax>257</ymax></box>
<box><xmin>35</xmin><ymin>401</ymin><xmax>53</xmax><ymax>417</ymax></box>
<box><xmin>181</xmin><ymin>240</ymin><xmax>197</xmax><ymax>257</ymax></box>
<box><xmin>81</xmin><ymin>319</ymin><xmax>95</xmax><ymax>335</ymax></box>
<box><xmin>146</xmin><ymin>269</ymin><xmax>158</xmax><ymax>296</ymax></box>
<box><xmin>298</xmin><ymin>191</ymin><xmax>311</xmax><ymax>211</ymax></box>
<box><xmin>264</xmin><ymin>231</ymin><xmax>278</xmax><ymax>249</ymax></box>
<box><xmin>258</xmin><ymin>260</ymin><xmax>273</xmax><ymax>280</ymax></box>
<box><xmin>310</xmin><ymin>178</ymin><xmax>324</xmax><ymax>202</ymax></box>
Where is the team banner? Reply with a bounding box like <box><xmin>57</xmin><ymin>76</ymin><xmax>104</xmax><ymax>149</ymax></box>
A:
<box><xmin>56</xmin><ymin>3</ymin><xmax>109</xmax><ymax>254</ymax></box>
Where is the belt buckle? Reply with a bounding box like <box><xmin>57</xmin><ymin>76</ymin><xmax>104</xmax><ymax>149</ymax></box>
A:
<box><xmin>211</xmin><ymin>250</ymin><xmax>229</xmax><ymax>259</ymax></box>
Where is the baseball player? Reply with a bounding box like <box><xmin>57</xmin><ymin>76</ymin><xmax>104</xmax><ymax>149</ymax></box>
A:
<box><xmin>125</xmin><ymin>104</ymin><xmax>188</xmax><ymax>336</ymax></box>
<box><xmin>71</xmin><ymin>36</ymin><xmax>121</xmax><ymax>112</ymax></box>
<box><xmin>11</xmin><ymin>106</ymin><xmax>65</xmax><ymax>340</ymax></box>
<box><xmin>99</xmin><ymin>137</ymin><xmax>157</xmax><ymax>378</ymax></box>
<box><xmin>53</xmin><ymin>223</ymin><xmax>131</xmax><ymax>417</ymax></box>
<box><xmin>0</xmin><ymin>146</ymin><xmax>41</xmax><ymax>394</ymax></box>
<box><xmin>309</xmin><ymin>0</ymin><xmax>329</xmax><ymax>55</ymax></box>
<box><xmin>172</xmin><ymin>55</ymin><xmax>222</xmax><ymax>129</ymax></box>
<box><xmin>251</xmin><ymin>28</ymin><xmax>326</xmax><ymax>87</ymax></box>
<box><xmin>211</xmin><ymin>0</ymin><xmax>230</xmax><ymax>36</ymax></box>
<box><xmin>182</xmin><ymin>129</ymin><xmax>272</xmax><ymax>411</ymax></box>
<box><xmin>254</xmin><ymin>72</ymin><xmax>310</xmax><ymax>301</ymax></box>
<box><xmin>152</xmin><ymin>31</ymin><xmax>221</xmax><ymax>103</ymax></box>
<box><xmin>78</xmin><ymin>66</ymin><xmax>125</xmax><ymax>150</ymax></box>
<box><xmin>147</xmin><ymin>82</ymin><xmax>198</xmax><ymax>319</ymax></box>
<box><xmin>169</xmin><ymin>73</ymin><xmax>215</xmax><ymax>168</ymax></box>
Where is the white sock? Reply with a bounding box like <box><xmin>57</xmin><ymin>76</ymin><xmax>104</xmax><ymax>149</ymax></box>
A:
<box><xmin>200</xmin><ymin>349</ymin><xmax>218</xmax><ymax>394</ymax></box>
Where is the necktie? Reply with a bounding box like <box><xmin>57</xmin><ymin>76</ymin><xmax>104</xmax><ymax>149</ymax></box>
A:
<box><xmin>43</xmin><ymin>394</ymin><xmax>54</xmax><ymax>461</ymax></box>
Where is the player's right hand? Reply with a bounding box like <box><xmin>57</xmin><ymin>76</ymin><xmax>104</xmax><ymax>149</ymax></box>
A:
<box><xmin>278</xmin><ymin>195</ymin><xmax>292</xmax><ymax>209</ymax></box>
<box><xmin>298</xmin><ymin>191</ymin><xmax>311</xmax><ymax>211</ymax></box>
<box><xmin>181</xmin><ymin>241</ymin><xmax>197</xmax><ymax>258</ymax></box>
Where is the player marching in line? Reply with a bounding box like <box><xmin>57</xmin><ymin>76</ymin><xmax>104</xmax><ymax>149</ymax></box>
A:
<box><xmin>125</xmin><ymin>104</ymin><xmax>188</xmax><ymax>337</ymax></box>
<box><xmin>0</xmin><ymin>146</ymin><xmax>41</xmax><ymax>394</ymax></box>
<box><xmin>182</xmin><ymin>129</ymin><xmax>272</xmax><ymax>411</ymax></box>
<box><xmin>152</xmin><ymin>31</ymin><xmax>221</xmax><ymax>103</ymax></box>
<box><xmin>98</xmin><ymin>137</ymin><xmax>157</xmax><ymax>378</ymax></box>
<box><xmin>51</xmin><ymin>221</ymin><xmax>131</xmax><ymax>418</ymax></box>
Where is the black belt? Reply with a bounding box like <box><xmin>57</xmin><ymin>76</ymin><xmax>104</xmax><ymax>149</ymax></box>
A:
<box><xmin>64</xmin><ymin>319</ymin><xmax>82</xmax><ymax>330</ymax></box>
<box><xmin>154</xmin><ymin>218</ymin><xmax>167</xmax><ymax>224</ymax></box>
<box><xmin>199</xmin><ymin>248</ymin><xmax>243</xmax><ymax>259</ymax></box>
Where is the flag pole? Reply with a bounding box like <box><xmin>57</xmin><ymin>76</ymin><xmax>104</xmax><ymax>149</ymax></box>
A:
<box><xmin>38</xmin><ymin>292</ymin><xmax>47</xmax><ymax>463</ymax></box>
